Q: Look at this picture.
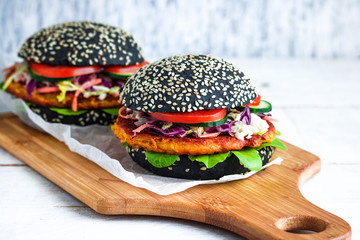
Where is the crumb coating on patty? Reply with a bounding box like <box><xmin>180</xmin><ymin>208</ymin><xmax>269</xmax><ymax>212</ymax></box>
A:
<box><xmin>111</xmin><ymin>117</ymin><xmax>277</xmax><ymax>156</ymax></box>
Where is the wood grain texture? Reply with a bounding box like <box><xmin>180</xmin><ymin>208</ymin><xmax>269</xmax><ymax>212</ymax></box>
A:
<box><xmin>0</xmin><ymin>113</ymin><xmax>351</xmax><ymax>240</ymax></box>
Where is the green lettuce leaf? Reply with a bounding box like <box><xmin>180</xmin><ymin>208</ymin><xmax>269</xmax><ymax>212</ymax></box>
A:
<box><xmin>101</xmin><ymin>107</ymin><xmax>120</xmax><ymax>116</ymax></box>
<box><xmin>143</xmin><ymin>138</ymin><xmax>287</xmax><ymax>170</ymax></box>
<box><xmin>255</xmin><ymin>137</ymin><xmax>288</xmax><ymax>151</ymax></box>
<box><xmin>232</xmin><ymin>148</ymin><xmax>262</xmax><ymax>171</ymax></box>
<box><xmin>189</xmin><ymin>152</ymin><xmax>231</xmax><ymax>168</ymax></box>
<box><xmin>145</xmin><ymin>151</ymin><xmax>179</xmax><ymax>168</ymax></box>
<box><xmin>46</xmin><ymin>106</ymin><xmax>120</xmax><ymax>116</ymax></box>
<box><xmin>48</xmin><ymin>107</ymin><xmax>87</xmax><ymax>116</ymax></box>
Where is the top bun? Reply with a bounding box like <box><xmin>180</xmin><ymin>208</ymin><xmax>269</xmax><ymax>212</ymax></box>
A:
<box><xmin>120</xmin><ymin>54</ymin><xmax>257</xmax><ymax>113</ymax></box>
<box><xmin>18</xmin><ymin>21</ymin><xmax>144</xmax><ymax>66</ymax></box>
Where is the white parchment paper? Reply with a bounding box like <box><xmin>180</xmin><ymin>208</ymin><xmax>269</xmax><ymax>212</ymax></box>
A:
<box><xmin>0</xmin><ymin>90</ymin><xmax>283</xmax><ymax>195</ymax></box>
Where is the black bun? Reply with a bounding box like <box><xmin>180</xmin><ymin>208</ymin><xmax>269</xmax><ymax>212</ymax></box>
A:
<box><xmin>127</xmin><ymin>146</ymin><xmax>274</xmax><ymax>180</ymax></box>
<box><xmin>18</xmin><ymin>21</ymin><xmax>144</xmax><ymax>66</ymax></box>
<box><xmin>29</xmin><ymin>104</ymin><xmax>117</xmax><ymax>126</ymax></box>
<box><xmin>121</xmin><ymin>54</ymin><xmax>257</xmax><ymax>113</ymax></box>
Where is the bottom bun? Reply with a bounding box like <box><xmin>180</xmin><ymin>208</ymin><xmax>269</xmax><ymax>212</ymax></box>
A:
<box><xmin>127</xmin><ymin>146</ymin><xmax>275</xmax><ymax>180</ymax></box>
<box><xmin>28</xmin><ymin>104</ymin><xmax>118</xmax><ymax>126</ymax></box>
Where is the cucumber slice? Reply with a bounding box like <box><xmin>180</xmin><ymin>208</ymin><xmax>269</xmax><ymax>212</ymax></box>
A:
<box><xmin>181</xmin><ymin>115</ymin><xmax>228</xmax><ymax>127</ymax></box>
<box><xmin>104</xmin><ymin>72</ymin><xmax>132</xmax><ymax>79</ymax></box>
<box><xmin>236</xmin><ymin>100</ymin><xmax>272</xmax><ymax>113</ymax></box>
<box><xmin>29</xmin><ymin>68</ymin><xmax>73</xmax><ymax>82</ymax></box>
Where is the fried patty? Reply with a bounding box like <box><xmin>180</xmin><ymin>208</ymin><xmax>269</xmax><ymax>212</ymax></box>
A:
<box><xmin>111</xmin><ymin>117</ymin><xmax>277</xmax><ymax>155</ymax></box>
<box><xmin>6</xmin><ymin>81</ymin><xmax>121</xmax><ymax>110</ymax></box>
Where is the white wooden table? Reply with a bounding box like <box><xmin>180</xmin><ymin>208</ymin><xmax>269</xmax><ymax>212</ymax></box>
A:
<box><xmin>0</xmin><ymin>59</ymin><xmax>359</xmax><ymax>239</ymax></box>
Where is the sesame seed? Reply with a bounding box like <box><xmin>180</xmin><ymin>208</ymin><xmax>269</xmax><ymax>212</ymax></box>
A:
<box><xmin>18</xmin><ymin>21</ymin><xmax>145</xmax><ymax>66</ymax></box>
<box><xmin>121</xmin><ymin>54</ymin><xmax>257</xmax><ymax>112</ymax></box>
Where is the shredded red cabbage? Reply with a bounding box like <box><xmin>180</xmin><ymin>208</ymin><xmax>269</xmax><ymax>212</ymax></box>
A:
<box><xmin>76</xmin><ymin>75</ymin><xmax>91</xmax><ymax>84</ymax></box>
<box><xmin>132</xmin><ymin>116</ymin><xmax>191</xmax><ymax>138</ymax></box>
<box><xmin>240</xmin><ymin>106</ymin><xmax>251</xmax><ymax>125</ymax></box>
<box><xmin>26</xmin><ymin>80</ymin><xmax>36</xmax><ymax>95</ymax></box>
<box><xmin>205</xmin><ymin>120</ymin><xmax>237</xmax><ymax>134</ymax></box>
<box><xmin>114</xmin><ymin>81</ymin><xmax>125</xmax><ymax>88</ymax></box>
<box><xmin>145</xmin><ymin>125</ymin><xmax>188</xmax><ymax>137</ymax></box>
<box><xmin>101</xmin><ymin>79</ymin><xmax>112</xmax><ymax>88</ymax></box>
<box><xmin>24</xmin><ymin>71</ymin><xmax>124</xmax><ymax>93</ymax></box>
<box><xmin>129</xmin><ymin>106</ymin><xmax>256</xmax><ymax>139</ymax></box>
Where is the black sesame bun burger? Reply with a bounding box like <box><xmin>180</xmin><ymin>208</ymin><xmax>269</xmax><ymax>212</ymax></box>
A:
<box><xmin>112</xmin><ymin>54</ymin><xmax>287</xmax><ymax>180</ymax></box>
<box><xmin>2</xmin><ymin>21</ymin><xmax>148</xmax><ymax>126</ymax></box>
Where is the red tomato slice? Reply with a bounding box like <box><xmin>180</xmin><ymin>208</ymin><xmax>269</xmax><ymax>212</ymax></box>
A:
<box><xmin>149</xmin><ymin>108</ymin><xmax>227</xmax><ymax>124</ymax></box>
<box><xmin>104</xmin><ymin>61</ymin><xmax>149</xmax><ymax>74</ymax></box>
<box><xmin>248</xmin><ymin>94</ymin><xmax>261</xmax><ymax>106</ymax></box>
<box><xmin>29</xmin><ymin>62</ymin><xmax>101</xmax><ymax>78</ymax></box>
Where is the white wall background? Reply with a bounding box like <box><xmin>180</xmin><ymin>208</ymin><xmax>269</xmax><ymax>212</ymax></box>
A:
<box><xmin>1</xmin><ymin>0</ymin><xmax>360</xmax><ymax>64</ymax></box>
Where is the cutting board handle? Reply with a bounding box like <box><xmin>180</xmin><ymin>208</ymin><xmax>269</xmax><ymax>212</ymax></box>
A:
<box><xmin>270</xmin><ymin>197</ymin><xmax>351</xmax><ymax>239</ymax></box>
<box><xmin>209</xmin><ymin>166</ymin><xmax>352</xmax><ymax>239</ymax></box>
<box><xmin>210</xmin><ymin>190</ymin><xmax>352</xmax><ymax>239</ymax></box>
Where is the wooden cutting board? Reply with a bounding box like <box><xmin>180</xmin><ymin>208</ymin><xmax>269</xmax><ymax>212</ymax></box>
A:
<box><xmin>0</xmin><ymin>113</ymin><xmax>351</xmax><ymax>240</ymax></box>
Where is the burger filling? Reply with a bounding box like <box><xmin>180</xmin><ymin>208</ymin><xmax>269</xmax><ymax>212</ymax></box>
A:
<box><xmin>2</xmin><ymin>61</ymin><xmax>148</xmax><ymax>111</ymax></box>
<box><xmin>128</xmin><ymin>107</ymin><xmax>270</xmax><ymax>140</ymax></box>
<box><xmin>112</xmin><ymin>105</ymin><xmax>287</xmax><ymax>172</ymax></box>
